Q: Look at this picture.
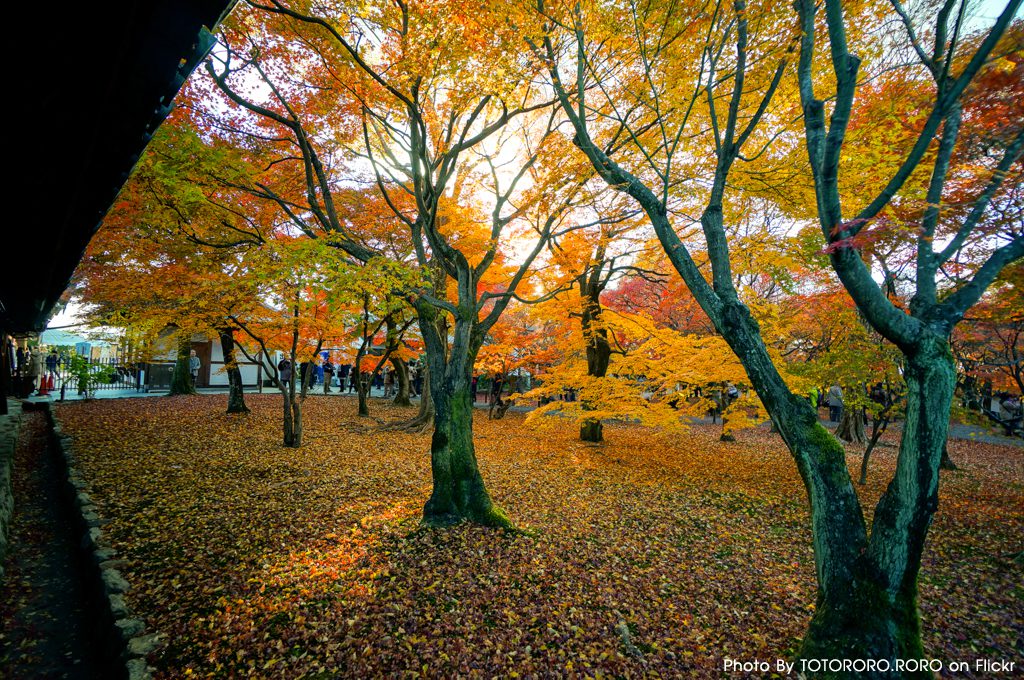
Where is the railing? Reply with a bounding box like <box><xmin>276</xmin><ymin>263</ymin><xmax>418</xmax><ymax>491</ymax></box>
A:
<box><xmin>36</xmin><ymin>357</ymin><xmax>145</xmax><ymax>399</ymax></box>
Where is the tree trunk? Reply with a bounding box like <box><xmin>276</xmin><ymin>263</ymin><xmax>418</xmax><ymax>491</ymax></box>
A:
<box><xmin>800</xmin><ymin>334</ymin><xmax>956</xmax><ymax>676</ymax></box>
<box><xmin>391</xmin><ymin>356</ymin><xmax>411</xmax><ymax>407</ymax></box>
<box><xmin>353</xmin><ymin>344</ymin><xmax>372</xmax><ymax>417</ymax></box>
<box><xmin>168</xmin><ymin>336</ymin><xmax>196</xmax><ymax>395</ymax></box>
<box><xmin>836</xmin><ymin>406</ymin><xmax>866</xmax><ymax>443</ymax></box>
<box><xmin>720</xmin><ymin>389</ymin><xmax>735</xmax><ymax>441</ymax></box>
<box><xmin>218</xmin><ymin>329</ymin><xmax>249</xmax><ymax>414</ymax></box>
<box><xmin>960</xmin><ymin>374</ymin><xmax>980</xmax><ymax>411</ymax></box>
<box><xmin>422</xmin><ymin>376</ymin><xmax>511</xmax><ymax>528</ymax></box>
<box><xmin>708</xmin><ymin>301</ymin><xmax>929</xmax><ymax>674</ymax></box>
<box><xmin>416</xmin><ymin>289</ymin><xmax>509</xmax><ymax>528</ymax></box>
<box><xmin>357</xmin><ymin>373</ymin><xmax>370</xmax><ymax>417</ymax></box>
<box><xmin>380</xmin><ymin>367</ymin><xmax>433</xmax><ymax>432</ymax></box>
<box><xmin>939</xmin><ymin>444</ymin><xmax>957</xmax><ymax>471</ymax></box>
<box><xmin>858</xmin><ymin>416</ymin><xmax>889</xmax><ymax>485</ymax></box>
<box><xmin>579</xmin><ymin>276</ymin><xmax>610</xmax><ymax>442</ymax></box>
<box><xmin>580</xmin><ymin>418</ymin><xmax>603</xmax><ymax>442</ymax></box>
<box><xmin>292</xmin><ymin>396</ymin><xmax>304</xmax><ymax>447</ymax></box>
<box><xmin>720</xmin><ymin>412</ymin><xmax>736</xmax><ymax>442</ymax></box>
<box><xmin>281</xmin><ymin>390</ymin><xmax>300</xmax><ymax>447</ymax></box>
<box><xmin>419</xmin><ymin>369</ymin><xmax>434</xmax><ymax>420</ymax></box>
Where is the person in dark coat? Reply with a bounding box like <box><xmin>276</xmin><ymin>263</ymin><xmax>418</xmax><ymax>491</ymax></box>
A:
<box><xmin>277</xmin><ymin>358</ymin><xmax>292</xmax><ymax>388</ymax></box>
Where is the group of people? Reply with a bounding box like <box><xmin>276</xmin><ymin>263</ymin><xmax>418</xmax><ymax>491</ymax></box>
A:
<box><xmin>471</xmin><ymin>372</ymin><xmax>512</xmax><ymax>405</ymax></box>
<box><xmin>808</xmin><ymin>384</ymin><xmax>852</xmax><ymax>423</ymax></box>
<box><xmin>274</xmin><ymin>356</ymin><xmax>425</xmax><ymax>397</ymax></box>
<box><xmin>470</xmin><ymin>371</ymin><xmax>511</xmax><ymax>419</ymax></box>
<box><xmin>6</xmin><ymin>340</ymin><xmax>64</xmax><ymax>396</ymax></box>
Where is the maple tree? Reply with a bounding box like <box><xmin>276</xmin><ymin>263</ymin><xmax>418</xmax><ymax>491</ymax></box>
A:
<box><xmin>951</xmin><ymin>237</ymin><xmax>1024</xmax><ymax>409</ymax></box>
<box><xmin>792</xmin><ymin>0</ymin><xmax>1022</xmax><ymax>666</ymax></box>
<box><xmin>230</xmin><ymin>239</ymin><xmax>349</xmax><ymax>446</ymax></box>
<box><xmin>72</xmin><ymin>122</ymin><xmax>266</xmax><ymax>412</ymax></box>
<box><xmin>343</xmin><ymin>287</ymin><xmax>418</xmax><ymax>418</ymax></box>
<box><xmin>535</xmin><ymin>0</ymin><xmax>1022</xmax><ymax>669</ymax></box>
<box><xmin>549</xmin><ymin>211</ymin><xmax>661</xmax><ymax>442</ymax></box>
<box><xmin>189</xmin><ymin>0</ymin><xmax>619</xmax><ymax>527</ymax></box>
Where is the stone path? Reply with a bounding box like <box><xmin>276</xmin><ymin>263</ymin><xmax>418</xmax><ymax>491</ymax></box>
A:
<box><xmin>0</xmin><ymin>405</ymin><xmax>100</xmax><ymax>679</ymax></box>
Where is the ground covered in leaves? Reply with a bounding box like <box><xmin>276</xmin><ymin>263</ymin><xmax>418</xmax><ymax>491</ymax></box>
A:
<box><xmin>54</xmin><ymin>395</ymin><xmax>1022</xmax><ymax>678</ymax></box>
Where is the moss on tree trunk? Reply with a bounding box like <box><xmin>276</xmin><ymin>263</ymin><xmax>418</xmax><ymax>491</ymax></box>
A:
<box><xmin>799</xmin><ymin>576</ymin><xmax>926</xmax><ymax>679</ymax></box>
<box><xmin>799</xmin><ymin>335</ymin><xmax>956</xmax><ymax>676</ymax></box>
<box><xmin>168</xmin><ymin>336</ymin><xmax>196</xmax><ymax>396</ymax></box>
<box><xmin>422</xmin><ymin>376</ymin><xmax>511</xmax><ymax>529</ymax></box>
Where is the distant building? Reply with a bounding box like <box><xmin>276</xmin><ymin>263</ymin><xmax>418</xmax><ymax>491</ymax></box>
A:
<box><xmin>40</xmin><ymin>328</ymin><xmax>118</xmax><ymax>362</ymax></box>
<box><xmin>149</xmin><ymin>328</ymin><xmax>263</xmax><ymax>389</ymax></box>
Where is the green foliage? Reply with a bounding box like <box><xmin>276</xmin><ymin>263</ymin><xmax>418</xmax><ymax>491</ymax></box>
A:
<box><xmin>67</xmin><ymin>354</ymin><xmax>115</xmax><ymax>398</ymax></box>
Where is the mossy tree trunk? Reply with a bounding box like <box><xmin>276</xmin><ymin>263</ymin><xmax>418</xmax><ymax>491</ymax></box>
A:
<box><xmin>419</xmin><ymin>368</ymin><xmax>434</xmax><ymax>420</ymax></box>
<box><xmin>417</xmin><ymin>298</ymin><xmax>511</xmax><ymax>529</ymax></box>
<box><xmin>544</xmin><ymin>0</ymin><xmax>1021</xmax><ymax>669</ymax></box>
<box><xmin>425</xmin><ymin>376</ymin><xmax>510</xmax><ymax>527</ymax></box>
<box><xmin>715</xmin><ymin>305</ymin><xmax>954</xmax><ymax>675</ymax></box>
<box><xmin>168</xmin><ymin>335</ymin><xmax>196</xmax><ymax>395</ymax></box>
<box><xmin>218</xmin><ymin>328</ymin><xmax>249</xmax><ymax>414</ymax></box>
<box><xmin>800</xmin><ymin>335</ymin><xmax>956</xmax><ymax>675</ymax></box>
<box><xmin>939</xmin><ymin>445</ymin><xmax>957</xmax><ymax>471</ymax></box>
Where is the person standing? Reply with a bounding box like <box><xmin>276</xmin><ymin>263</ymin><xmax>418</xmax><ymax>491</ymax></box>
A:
<box><xmin>45</xmin><ymin>349</ymin><xmax>59</xmax><ymax>379</ymax></box>
<box><xmin>277</xmin><ymin>357</ymin><xmax>292</xmax><ymax>389</ymax></box>
<box><xmin>725</xmin><ymin>381</ymin><xmax>739</xmax><ymax>408</ymax></box>
<box><xmin>323</xmin><ymin>357</ymin><xmax>334</xmax><ymax>393</ymax></box>
<box><xmin>412</xmin><ymin>363</ymin><xmax>423</xmax><ymax>398</ymax></box>
<box><xmin>407</xmin><ymin>363</ymin><xmax>418</xmax><ymax>398</ymax></box>
<box><xmin>28</xmin><ymin>347</ymin><xmax>42</xmax><ymax>393</ymax></box>
<box><xmin>16</xmin><ymin>345</ymin><xmax>27</xmax><ymax>377</ymax></box>
<box><xmin>828</xmin><ymin>383</ymin><xmax>844</xmax><ymax>423</ymax></box>
<box><xmin>189</xmin><ymin>349</ymin><xmax>201</xmax><ymax>388</ymax></box>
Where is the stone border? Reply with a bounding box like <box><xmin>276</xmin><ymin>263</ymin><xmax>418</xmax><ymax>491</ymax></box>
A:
<box><xmin>0</xmin><ymin>410</ymin><xmax>18</xmax><ymax>584</ymax></box>
<box><xmin>46</xmin><ymin>405</ymin><xmax>164</xmax><ymax>680</ymax></box>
